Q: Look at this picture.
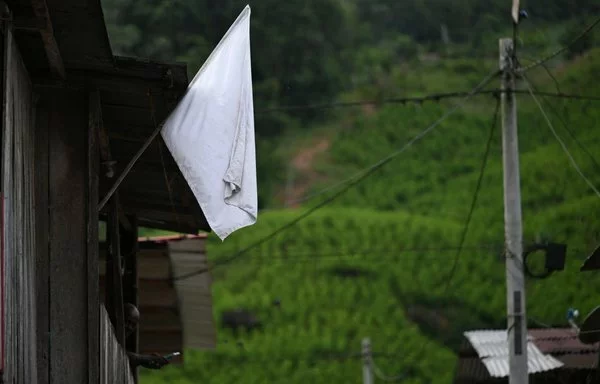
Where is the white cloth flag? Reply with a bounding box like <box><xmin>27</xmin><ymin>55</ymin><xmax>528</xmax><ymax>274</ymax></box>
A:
<box><xmin>161</xmin><ymin>5</ymin><xmax>257</xmax><ymax>240</ymax></box>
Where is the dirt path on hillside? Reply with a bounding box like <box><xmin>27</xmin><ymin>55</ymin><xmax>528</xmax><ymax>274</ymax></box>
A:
<box><xmin>284</xmin><ymin>138</ymin><xmax>330</xmax><ymax>207</ymax></box>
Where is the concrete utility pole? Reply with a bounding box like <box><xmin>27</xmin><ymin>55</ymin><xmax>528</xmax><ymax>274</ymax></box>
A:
<box><xmin>499</xmin><ymin>38</ymin><xmax>528</xmax><ymax>384</ymax></box>
<box><xmin>362</xmin><ymin>338</ymin><xmax>373</xmax><ymax>384</ymax></box>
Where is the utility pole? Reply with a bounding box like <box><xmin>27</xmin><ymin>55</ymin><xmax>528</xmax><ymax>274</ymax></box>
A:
<box><xmin>500</xmin><ymin>38</ymin><xmax>528</xmax><ymax>384</ymax></box>
<box><xmin>362</xmin><ymin>338</ymin><xmax>373</xmax><ymax>384</ymax></box>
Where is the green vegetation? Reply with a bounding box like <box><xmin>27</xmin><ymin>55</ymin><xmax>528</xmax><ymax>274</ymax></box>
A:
<box><xmin>100</xmin><ymin>0</ymin><xmax>600</xmax><ymax>382</ymax></box>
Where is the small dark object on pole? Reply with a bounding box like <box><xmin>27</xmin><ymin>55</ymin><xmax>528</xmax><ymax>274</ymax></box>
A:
<box><xmin>523</xmin><ymin>242</ymin><xmax>567</xmax><ymax>279</ymax></box>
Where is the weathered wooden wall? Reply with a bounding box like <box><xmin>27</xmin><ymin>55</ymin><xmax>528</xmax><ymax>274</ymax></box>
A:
<box><xmin>169</xmin><ymin>238</ymin><xmax>217</xmax><ymax>350</ymax></box>
<box><xmin>98</xmin><ymin>235</ymin><xmax>216</xmax><ymax>364</ymax></box>
<box><xmin>2</xmin><ymin>26</ymin><xmax>38</xmax><ymax>384</ymax></box>
<box><xmin>100</xmin><ymin>306</ymin><xmax>135</xmax><ymax>384</ymax></box>
<box><xmin>32</xmin><ymin>57</ymin><xmax>101</xmax><ymax>384</ymax></box>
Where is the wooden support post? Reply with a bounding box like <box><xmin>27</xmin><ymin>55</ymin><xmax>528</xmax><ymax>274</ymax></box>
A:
<box><xmin>87</xmin><ymin>90</ymin><xmax>101</xmax><ymax>384</ymax></box>
<box><xmin>34</xmin><ymin>87</ymin><xmax>50</xmax><ymax>384</ymax></box>
<box><xmin>48</xmin><ymin>88</ymin><xmax>89</xmax><ymax>383</ymax></box>
<box><xmin>121</xmin><ymin>215</ymin><xmax>138</xmax><ymax>382</ymax></box>
<box><xmin>106</xmin><ymin>195</ymin><xmax>125</xmax><ymax>345</ymax></box>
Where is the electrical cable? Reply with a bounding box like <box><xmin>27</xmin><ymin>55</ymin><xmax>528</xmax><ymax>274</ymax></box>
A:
<box><xmin>525</xmin><ymin>78</ymin><xmax>600</xmax><ymax>175</ymax></box>
<box><xmin>441</xmin><ymin>95</ymin><xmax>500</xmax><ymax>290</ymax></box>
<box><xmin>371</xmin><ymin>356</ymin><xmax>408</xmax><ymax>382</ymax></box>
<box><xmin>272</xmin><ymin>94</ymin><xmax>597</xmax><ymax>209</ymax></box>
<box><xmin>221</xmin><ymin>247</ymin><xmax>502</xmax><ymax>266</ymax></box>
<box><xmin>255</xmin><ymin>89</ymin><xmax>600</xmax><ymax>115</ymax></box>
<box><xmin>522</xmin><ymin>76</ymin><xmax>600</xmax><ymax>199</ymax></box>
<box><xmin>171</xmin><ymin>69</ymin><xmax>501</xmax><ymax>282</ymax></box>
<box><xmin>356</xmin><ymin>98</ymin><xmax>503</xmax><ymax>375</ymax></box>
<box><xmin>519</xmin><ymin>16</ymin><xmax>600</xmax><ymax>73</ymax></box>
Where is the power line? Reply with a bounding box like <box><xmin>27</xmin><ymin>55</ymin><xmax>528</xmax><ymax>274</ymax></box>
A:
<box><xmin>371</xmin><ymin>357</ymin><xmax>407</xmax><ymax>382</ymax></box>
<box><xmin>171</xmin><ymin>70</ymin><xmax>501</xmax><ymax>282</ymax></box>
<box><xmin>523</xmin><ymin>76</ymin><xmax>600</xmax><ymax>199</ymax></box>
<box><xmin>214</xmin><ymin>246</ymin><xmax>502</xmax><ymax>265</ymax></box>
<box><xmin>519</xmin><ymin>16</ymin><xmax>600</xmax><ymax>73</ymax></box>
<box><xmin>271</xmin><ymin>92</ymin><xmax>597</xmax><ymax>208</ymax></box>
<box><xmin>365</xmin><ymin>99</ymin><xmax>502</xmax><ymax>373</ymax></box>
<box><xmin>256</xmin><ymin>89</ymin><xmax>600</xmax><ymax>115</ymax></box>
<box><xmin>525</xmin><ymin>78</ymin><xmax>600</xmax><ymax>175</ymax></box>
<box><xmin>442</xmin><ymin>96</ymin><xmax>500</xmax><ymax>290</ymax></box>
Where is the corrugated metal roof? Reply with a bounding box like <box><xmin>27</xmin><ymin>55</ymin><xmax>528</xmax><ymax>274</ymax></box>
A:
<box><xmin>480</xmin><ymin>345</ymin><xmax>564</xmax><ymax>378</ymax></box>
<box><xmin>464</xmin><ymin>330</ymin><xmax>564</xmax><ymax>378</ymax></box>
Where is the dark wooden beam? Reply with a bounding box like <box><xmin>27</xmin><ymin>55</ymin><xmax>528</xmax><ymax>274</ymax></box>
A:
<box><xmin>91</xmin><ymin>90</ymin><xmax>133</xmax><ymax>231</ymax></box>
<box><xmin>31</xmin><ymin>57</ymin><xmax>188</xmax><ymax>96</ymax></box>
<box><xmin>33</xmin><ymin>75</ymin><xmax>173</xmax><ymax>96</ymax></box>
<box><xmin>30</xmin><ymin>0</ymin><xmax>65</xmax><ymax>79</ymax></box>
<box><xmin>34</xmin><ymin>87</ymin><xmax>50</xmax><ymax>384</ymax></box>
<box><xmin>87</xmin><ymin>90</ymin><xmax>101</xmax><ymax>384</ymax></box>
<box><xmin>48</xmin><ymin>88</ymin><xmax>89</xmax><ymax>382</ymax></box>
<box><xmin>91</xmin><ymin>90</ymin><xmax>114</xmax><ymax>178</ymax></box>
<box><xmin>106</xmin><ymin>196</ymin><xmax>125</xmax><ymax>345</ymax></box>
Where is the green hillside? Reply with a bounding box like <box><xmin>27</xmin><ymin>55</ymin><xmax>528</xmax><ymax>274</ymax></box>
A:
<box><xmin>98</xmin><ymin>0</ymin><xmax>600</xmax><ymax>382</ymax></box>
<box><xmin>138</xmin><ymin>51</ymin><xmax>600</xmax><ymax>383</ymax></box>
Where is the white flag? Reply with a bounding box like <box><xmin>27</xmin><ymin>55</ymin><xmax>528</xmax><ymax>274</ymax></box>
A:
<box><xmin>161</xmin><ymin>5</ymin><xmax>257</xmax><ymax>240</ymax></box>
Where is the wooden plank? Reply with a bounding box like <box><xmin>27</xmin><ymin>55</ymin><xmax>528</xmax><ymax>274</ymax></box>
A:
<box><xmin>34</xmin><ymin>90</ymin><xmax>50</xmax><ymax>384</ymax></box>
<box><xmin>138</xmin><ymin>280</ymin><xmax>179</xmax><ymax>308</ymax></box>
<box><xmin>3</xmin><ymin>25</ymin><xmax>40</xmax><ymax>383</ymax></box>
<box><xmin>100</xmin><ymin>277</ymin><xmax>181</xmax><ymax>308</ymax></box>
<box><xmin>32</xmin><ymin>71</ymin><xmax>183</xmax><ymax>97</ymax></box>
<box><xmin>137</xmin><ymin>307</ymin><xmax>180</xmax><ymax>329</ymax></box>
<box><xmin>99</xmin><ymin>306</ymin><xmax>135</xmax><ymax>384</ymax></box>
<box><xmin>100</xmin><ymin>252</ymin><xmax>171</xmax><ymax>279</ymax></box>
<box><xmin>88</xmin><ymin>90</ymin><xmax>101</xmax><ymax>384</ymax></box>
<box><xmin>13</xmin><ymin>30</ymin><xmax>25</xmax><ymax>381</ymax></box>
<box><xmin>48</xmin><ymin>88</ymin><xmax>88</xmax><ymax>383</ymax></box>
<box><xmin>95</xmin><ymin>91</ymin><xmax>114</xmax><ymax>179</ymax></box>
<box><xmin>120</xmin><ymin>215</ymin><xmax>138</xmax><ymax>382</ymax></box>
<box><xmin>137</xmin><ymin>256</ymin><xmax>171</xmax><ymax>280</ymax></box>
<box><xmin>169</xmin><ymin>239</ymin><xmax>217</xmax><ymax>349</ymax></box>
<box><xmin>30</xmin><ymin>0</ymin><xmax>66</xmax><ymax>79</ymax></box>
<box><xmin>22</xmin><ymin>55</ymin><xmax>37</xmax><ymax>384</ymax></box>
<box><xmin>2</xmin><ymin>24</ymin><xmax>14</xmax><ymax>381</ymax></box>
<box><xmin>138</xmin><ymin>329</ymin><xmax>182</xmax><ymax>352</ymax></box>
<box><xmin>107</xmin><ymin>196</ymin><xmax>125</xmax><ymax>345</ymax></box>
<box><xmin>0</xmin><ymin>22</ymin><xmax>6</xmax><ymax>376</ymax></box>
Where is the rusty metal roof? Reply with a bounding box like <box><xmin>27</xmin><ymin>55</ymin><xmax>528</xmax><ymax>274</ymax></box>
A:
<box><xmin>8</xmin><ymin>0</ymin><xmax>210</xmax><ymax>234</ymax></box>
<box><xmin>530</xmin><ymin>328</ymin><xmax>599</xmax><ymax>355</ymax></box>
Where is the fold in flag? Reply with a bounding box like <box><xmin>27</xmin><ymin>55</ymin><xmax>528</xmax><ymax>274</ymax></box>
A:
<box><xmin>161</xmin><ymin>5</ymin><xmax>257</xmax><ymax>241</ymax></box>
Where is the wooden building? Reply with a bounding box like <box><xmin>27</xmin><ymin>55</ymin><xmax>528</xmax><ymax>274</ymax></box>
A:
<box><xmin>99</xmin><ymin>234</ymin><xmax>217</xmax><ymax>365</ymax></box>
<box><xmin>0</xmin><ymin>0</ymin><xmax>211</xmax><ymax>383</ymax></box>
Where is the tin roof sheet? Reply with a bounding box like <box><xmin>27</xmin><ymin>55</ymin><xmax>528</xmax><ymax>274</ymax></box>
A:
<box><xmin>464</xmin><ymin>330</ymin><xmax>564</xmax><ymax>378</ymax></box>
